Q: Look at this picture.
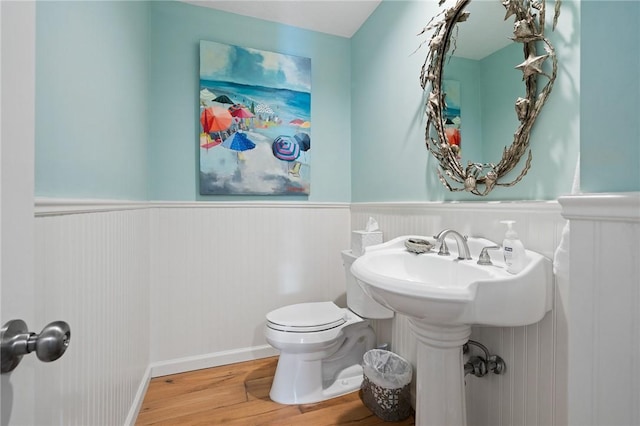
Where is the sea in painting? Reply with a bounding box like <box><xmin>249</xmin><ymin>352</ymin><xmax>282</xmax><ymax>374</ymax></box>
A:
<box><xmin>199</xmin><ymin>40</ymin><xmax>311</xmax><ymax>195</ymax></box>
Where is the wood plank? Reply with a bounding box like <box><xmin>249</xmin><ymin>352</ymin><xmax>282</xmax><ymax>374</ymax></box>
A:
<box><xmin>153</xmin><ymin>397</ymin><xmax>303</xmax><ymax>426</ymax></box>
<box><xmin>260</xmin><ymin>398</ymin><xmax>403</xmax><ymax>426</ymax></box>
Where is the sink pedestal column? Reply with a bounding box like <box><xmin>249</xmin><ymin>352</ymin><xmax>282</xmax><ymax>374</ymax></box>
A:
<box><xmin>408</xmin><ymin>320</ymin><xmax>471</xmax><ymax>426</ymax></box>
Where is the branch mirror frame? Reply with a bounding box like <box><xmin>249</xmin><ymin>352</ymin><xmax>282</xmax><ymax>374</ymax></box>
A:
<box><xmin>420</xmin><ymin>0</ymin><xmax>561</xmax><ymax>196</ymax></box>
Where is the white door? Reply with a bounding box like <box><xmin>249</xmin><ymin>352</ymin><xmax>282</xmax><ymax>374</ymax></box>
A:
<box><xmin>1</xmin><ymin>2</ymin><xmax>38</xmax><ymax>424</ymax></box>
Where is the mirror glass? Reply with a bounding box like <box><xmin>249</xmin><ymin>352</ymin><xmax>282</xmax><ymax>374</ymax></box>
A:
<box><xmin>420</xmin><ymin>0</ymin><xmax>560</xmax><ymax>196</ymax></box>
<box><xmin>441</xmin><ymin>1</ymin><xmax>518</xmax><ymax>166</ymax></box>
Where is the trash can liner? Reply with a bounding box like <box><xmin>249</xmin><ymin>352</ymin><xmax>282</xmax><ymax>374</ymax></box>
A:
<box><xmin>362</xmin><ymin>349</ymin><xmax>412</xmax><ymax>389</ymax></box>
<box><xmin>360</xmin><ymin>349</ymin><xmax>413</xmax><ymax>422</ymax></box>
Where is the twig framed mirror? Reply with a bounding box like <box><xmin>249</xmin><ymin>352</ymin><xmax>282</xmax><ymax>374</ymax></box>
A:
<box><xmin>419</xmin><ymin>0</ymin><xmax>561</xmax><ymax>196</ymax></box>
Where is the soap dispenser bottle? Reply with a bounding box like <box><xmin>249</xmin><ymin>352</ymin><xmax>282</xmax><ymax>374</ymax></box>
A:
<box><xmin>500</xmin><ymin>220</ymin><xmax>526</xmax><ymax>274</ymax></box>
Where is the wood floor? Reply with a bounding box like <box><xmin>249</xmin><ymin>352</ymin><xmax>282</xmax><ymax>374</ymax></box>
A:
<box><xmin>136</xmin><ymin>356</ymin><xmax>415</xmax><ymax>425</ymax></box>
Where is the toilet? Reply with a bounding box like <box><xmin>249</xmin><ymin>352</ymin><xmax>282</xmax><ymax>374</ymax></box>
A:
<box><xmin>264</xmin><ymin>250</ymin><xmax>394</xmax><ymax>405</ymax></box>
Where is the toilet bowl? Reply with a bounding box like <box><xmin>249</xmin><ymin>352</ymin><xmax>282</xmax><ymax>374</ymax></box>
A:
<box><xmin>264</xmin><ymin>250</ymin><xmax>394</xmax><ymax>405</ymax></box>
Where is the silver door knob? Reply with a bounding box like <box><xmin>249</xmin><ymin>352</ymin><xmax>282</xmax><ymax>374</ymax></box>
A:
<box><xmin>1</xmin><ymin>319</ymin><xmax>71</xmax><ymax>374</ymax></box>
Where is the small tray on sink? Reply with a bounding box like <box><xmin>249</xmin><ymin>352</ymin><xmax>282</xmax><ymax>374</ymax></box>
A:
<box><xmin>404</xmin><ymin>238</ymin><xmax>433</xmax><ymax>254</ymax></box>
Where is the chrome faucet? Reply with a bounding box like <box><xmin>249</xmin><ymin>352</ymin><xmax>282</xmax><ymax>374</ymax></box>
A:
<box><xmin>433</xmin><ymin>229</ymin><xmax>472</xmax><ymax>260</ymax></box>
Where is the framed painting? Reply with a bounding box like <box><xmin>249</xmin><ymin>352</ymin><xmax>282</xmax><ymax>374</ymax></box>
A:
<box><xmin>199</xmin><ymin>40</ymin><xmax>311</xmax><ymax>195</ymax></box>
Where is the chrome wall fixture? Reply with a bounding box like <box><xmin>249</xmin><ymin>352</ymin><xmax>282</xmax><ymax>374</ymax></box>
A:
<box><xmin>464</xmin><ymin>339</ymin><xmax>506</xmax><ymax>377</ymax></box>
<box><xmin>1</xmin><ymin>319</ymin><xmax>71</xmax><ymax>374</ymax></box>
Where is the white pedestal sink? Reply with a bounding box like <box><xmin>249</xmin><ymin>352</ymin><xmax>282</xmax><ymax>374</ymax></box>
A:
<box><xmin>351</xmin><ymin>235</ymin><xmax>553</xmax><ymax>426</ymax></box>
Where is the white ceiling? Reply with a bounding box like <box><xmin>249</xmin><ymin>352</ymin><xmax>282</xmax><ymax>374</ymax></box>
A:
<box><xmin>185</xmin><ymin>1</ymin><xmax>512</xmax><ymax>59</ymax></box>
<box><xmin>184</xmin><ymin>1</ymin><xmax>382</xmax><ymax>38</ymax></box>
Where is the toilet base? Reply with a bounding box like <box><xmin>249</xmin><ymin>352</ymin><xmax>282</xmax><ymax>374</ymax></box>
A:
<box><xmin>269</xmin><ymin>322</ymin><xmax>375</xmax><ymax>405</ymax></box>
<box><xmin>269</xmin><ymin>355</ymin><xmax>364</xmax><ymax>404</ymax></box>
<box><xmin>265</xmin><ymin>307</ymin><xmax>377</xmax><ymax>405</ymax></box>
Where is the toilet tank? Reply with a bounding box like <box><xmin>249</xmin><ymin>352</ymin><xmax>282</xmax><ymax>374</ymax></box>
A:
<box><xmin>341</xmin><ymin>250</ymin><xmax>394</xmax><ymax>319</ymax></box>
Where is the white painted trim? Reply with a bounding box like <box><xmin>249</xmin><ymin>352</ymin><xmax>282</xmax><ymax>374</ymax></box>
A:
<box><xmin>559</xmin><ymin>192</ymin><xmax>640</xmax><ymax>222</ymax></box>
<box><xmin>149</xmin><ymin>345</ymin><xmax>279</xmax><ymax>378</ymax></box>
<box><xmin>148</xmin><ymin>200</ymin><xmax>350</xmax><ymax>210</ymax></box>
<box><xmin>34</xmin><ymin>198</ymin><xmax>150</xmax><ymax>216</ymax></box>
<box><xmin>351</xmin><ymin>200</ymin><xmax>561</xmax><ymax>213</ymax></box>
<box><xmin>124</xmin><ymin>366</ymin><xmax>152</xmax><ymax>426</ymax></box>
<box><xmin>34</xmin><ymin>198</ymin><xmax>350</xmax><ymax>216</ymax></box>
<box><xmin>35</xmin><ymin>197</ymin><xmax>564</xmax><ymax>217</ymax></box>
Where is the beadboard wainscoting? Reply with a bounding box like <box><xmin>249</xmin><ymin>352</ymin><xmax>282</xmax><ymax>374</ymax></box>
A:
<box><xmin>33</xmin><ymin>200</ymin><xmax>351</xmax><ymax>424</ymax></box>
<box><xmin>351</xmin><ymin>201</ymin><xmax>569</xmax><ymax>426</ymax></box>
<box><xmin>40</xmin><ymin>198</ymin><xmax>640</xmax><ymax>426</ymax></box>
<box><xmin>147</xmin><ymin>203</ymin><xmax>352</xmax><ymax>375</ymax></box>
<box><xmin>35</xmin><ymin>204</ymin><xmax>151</xmax><ymax>425</ymax></box>
<box><xmin>560</xmin><ymin>193</ymin><xmax>640</xmax><ymax>426</ymax></box>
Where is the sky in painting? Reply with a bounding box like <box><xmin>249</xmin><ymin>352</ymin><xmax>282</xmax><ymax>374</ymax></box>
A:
<box><xmin>200</xmin><ymin>40</ymin><xmax>311</xmax><ymax>93</ymax></box>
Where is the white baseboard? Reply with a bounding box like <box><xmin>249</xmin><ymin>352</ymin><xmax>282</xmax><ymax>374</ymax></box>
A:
<box><xmin>149</xmin><ymin>345</ymin><xmax>280</xmax><ymax>378</ymax></box>
<box><xmin>124</xmin><ymin>366</ymin><xmax>152</xmax><ymax>426</ymax></box>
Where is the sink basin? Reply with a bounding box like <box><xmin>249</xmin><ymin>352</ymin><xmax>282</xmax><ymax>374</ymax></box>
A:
<box><xmin>350</xmin><ymin>235</ymin><xmax>553</xmax><ymax>327</ymax></box>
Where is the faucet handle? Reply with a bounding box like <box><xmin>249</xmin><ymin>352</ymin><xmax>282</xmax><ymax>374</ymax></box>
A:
<box><xmin>477</xmin><ymin>246</ymin><xmax>501</xmax><ymax>265</ymax></box>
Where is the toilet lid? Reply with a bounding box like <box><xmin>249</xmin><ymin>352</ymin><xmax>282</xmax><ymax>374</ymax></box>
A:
<box><xmin>266</xmin><ymin>302</ymin><xmax>346</xmax><ymax>332</ymax></box>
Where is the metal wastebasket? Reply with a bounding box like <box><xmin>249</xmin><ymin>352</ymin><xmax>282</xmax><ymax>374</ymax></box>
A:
<box><xmin>360</xmin><ymin>349</ymin><xmax>413</xmax><ymax>422</ymax></box>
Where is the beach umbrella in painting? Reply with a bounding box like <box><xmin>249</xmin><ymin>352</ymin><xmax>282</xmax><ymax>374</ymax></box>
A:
<box><xmin>199</xmin><ymin>88</ymin><xmax>216</xmax><ymax>106</ymax></box>
<box><xmin>222</xmin><ymin>131</ymin><xmax>256</xmax><ymax>162</ymax></box>
<box><xmin>200</xmin><ymin>106</ymin><xmax>232</xmax><ymax>133</ymax></box>
<box><xmin>228</xmin><ymin>104</ymin><xmax>254</xmax><ymax>118</ymax></box>
<box><xmin>222</xmin><ymin>132</ymin><xmax>256</xmax><ymax>152</ymax></box>
<box><xmin>213</xmin><ymin>95</ymin><xmax>234</xmax><ymax>104</ymax></box>
<box><xmin>293</xmin><ymin>132</ymin><xmax>311</xmax><ymax>152</ymax></box>
<box><xmin>289</xmin><ymin>118</ymin><xmax>305</xmax><ymax>126</ymax></box>
<box><xmin>271</xmin><ymin>135</ymin><xmax>300</xmax><ymax>162</ymax></box>
<box><xmin>201</xmin><ymin>106</ymin><xmax>233</xmax><ymax>145</ymax></box>
<box><xmin>255</xmin><ymin>103</ymin><xmax>274</xmax><ymax>115</ymax></box>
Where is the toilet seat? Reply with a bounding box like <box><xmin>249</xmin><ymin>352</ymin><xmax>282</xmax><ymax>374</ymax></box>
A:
<box><xmin>266</xmin><ymin>302</ymin><xmax>347</xmax><ymax>333</ymax></box>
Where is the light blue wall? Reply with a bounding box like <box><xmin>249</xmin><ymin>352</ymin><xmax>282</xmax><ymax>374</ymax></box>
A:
<box><xmin>35</xmin><ymin>1</ymin><xmax>637</xmax><ymax>201</ymax></box>
<box><xmin>350</xmin><ymin>1</ymin><xmax>432</xmax><ymax>202</ymax></box>
<box><xmin>34</xmin><ymin>1</ymin><xmax>351</xmax><ymax>202</ymax></box>
<box><xmin>148</xmin><ymin>2</ymin><xmax>351</xmax><ymax>201</ymax></box>
<box><xmin>479</xmin><ymin>44</ymin><xmax>522</xmax><ymax>163</ymax></box>
<box><xmin>35</xmin><ymin>1</ymin><xmax>150</xmax><ymax>200</ymax></box>
<box><xmin>581</xmin><ymin>1</ymin><xmax>640</xmax><ymax>193</ymax></box>
<box><xmin>351</xmin><ymin>0</ymin><xmax>580</xmax><ymax>201</ymax></box>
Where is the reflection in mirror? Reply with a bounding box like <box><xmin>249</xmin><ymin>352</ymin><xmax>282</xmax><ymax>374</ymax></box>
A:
<box><xmin>419</xmin><ymin>0</ymin><xmax>561</xmax><ymax>196</ymax></box>
<box><xmin>440</xmin><ymin>1</ymin><xmax>518</xmax><ymax>166</ymax></box>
